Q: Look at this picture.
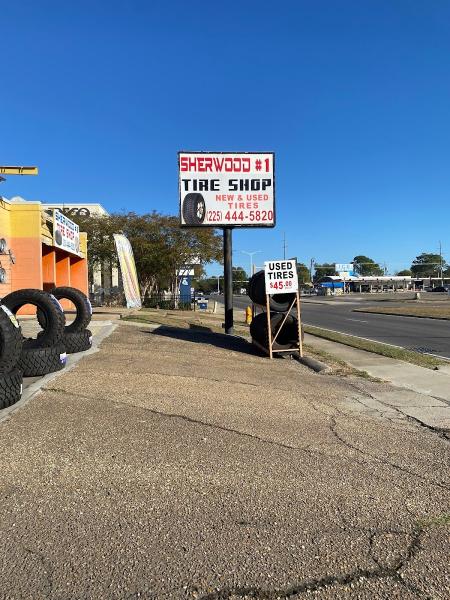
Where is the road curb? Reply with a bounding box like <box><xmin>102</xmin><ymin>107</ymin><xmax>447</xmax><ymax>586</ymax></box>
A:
<box><xmin>295</xmin><ymin>354</ymin><xmax>332</xmax><ymax>374</ymax></box>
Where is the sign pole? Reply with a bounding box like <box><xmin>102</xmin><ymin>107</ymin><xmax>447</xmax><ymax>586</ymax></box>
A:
<box><xmin>223</xmin><ymin>226</ymin><xmax>234</xmax><ymax>334</ymax></box>
<box><xmin>265</xmin><ymin>293</ymin><xmax>273</xmax><ymax>359</ymax></box>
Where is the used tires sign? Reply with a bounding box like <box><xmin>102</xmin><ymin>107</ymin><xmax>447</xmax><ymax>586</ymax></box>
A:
<box><xmin>264</xmin><ymin>260</ymin><xmax>298</xmax><ymax>294</ymax></box>
<box><xmin>179</xmin><ymin>152</ymin><xmax>275</xmax><ymax>227</ymax></box>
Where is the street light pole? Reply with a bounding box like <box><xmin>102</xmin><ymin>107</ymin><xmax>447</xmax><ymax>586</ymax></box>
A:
<box><xmin>241</xmin><ymin>250</ymin><xmax>262</xmax><ymax>277</ymax></box>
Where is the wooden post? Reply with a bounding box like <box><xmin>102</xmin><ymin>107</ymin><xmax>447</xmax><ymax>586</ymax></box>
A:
<box><xmin>296</xmin><ymin>290</ymin><xmax>303</xmax><ymax>358</ymax></box>
<box><xmin>265</xmin><ymin>293</ymin><xmax>273</xmax><ymax>359</ymax></box>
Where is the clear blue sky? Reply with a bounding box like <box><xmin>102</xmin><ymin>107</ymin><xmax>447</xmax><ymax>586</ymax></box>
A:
<box><xmin>2</xmin><ymin>0</ymin><xmax>449</xmax><ymax>275</ymax></box>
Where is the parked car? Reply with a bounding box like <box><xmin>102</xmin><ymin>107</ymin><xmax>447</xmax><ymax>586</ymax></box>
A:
<box><xmin>430</xmin><ymin>286</ymin><xmax>448</xmax><ymax>292</ymax></box>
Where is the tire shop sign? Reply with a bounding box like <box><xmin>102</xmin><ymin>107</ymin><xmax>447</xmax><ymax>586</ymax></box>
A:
<box><xmin>53</xmin><ymin>210</ymin><xmax>80</xmax><ymax>255</ymax></box>
<box><xmin>179</xmin><ymin>151</ymin><xmax>275</xmax><ymax>227</ymax></box>
<box><xmin>264</xmin><ymin>260</ymin><xmax>298</xmax><ymax>294</ymax></box>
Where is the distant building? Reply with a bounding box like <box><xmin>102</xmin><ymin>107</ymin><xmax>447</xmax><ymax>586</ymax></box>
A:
<box><xmin>42</xmin><ymin>203</ymin><xmax>108</xmax><ymax>217</ymax></box>
<box><xmin>317</xmin><ymin>275</ymin><xmax>414</xmax><ymax>295</ymax></box>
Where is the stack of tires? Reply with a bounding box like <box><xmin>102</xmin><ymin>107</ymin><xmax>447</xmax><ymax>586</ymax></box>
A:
<box><xmin>1</xmin><ymin>287</ymin><xmax>93</xmax><ymax>379</ymax></box>
<box><xmin>248</xmin><ymin>270</ymin><xmax>302</xmax><ymax>352</ymax></box>
<box><xmin>0</xmin><ymin>304</ymin><xmax>24</xmax><ymax>409</ymax></box>
<box><xmin>37</xmin><ymin>287</ymin><xmax>93</xmax><ymax>354</ymax></box>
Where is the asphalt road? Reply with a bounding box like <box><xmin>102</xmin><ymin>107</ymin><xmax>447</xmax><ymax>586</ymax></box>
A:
<box><xmin>218</xmin><ymin>295</ymin><xmax>450</xmax><ymax>359</ymax></box>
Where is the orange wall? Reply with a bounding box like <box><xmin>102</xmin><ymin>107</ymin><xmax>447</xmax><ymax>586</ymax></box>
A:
<box><xmin>42</xmin><ymin>246</ymin><xmax>56</xmax><ymax>291</ymax></box>
<box><xmin>0</xmin><ymin>199</ymin><xmax>89</xmax><ymax>313</ymax></box>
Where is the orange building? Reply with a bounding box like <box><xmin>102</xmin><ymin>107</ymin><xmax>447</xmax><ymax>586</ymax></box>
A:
<box><xmin>0</xmin><ymin>196</ymin><xmax>88</xmax><ymax>311</ymax></box>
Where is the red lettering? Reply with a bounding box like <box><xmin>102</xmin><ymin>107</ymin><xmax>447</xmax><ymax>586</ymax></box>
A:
<box><xmin>214</xmin><ymin>158</ymin><xmax>224</xmax><ymax>171</ymax></box>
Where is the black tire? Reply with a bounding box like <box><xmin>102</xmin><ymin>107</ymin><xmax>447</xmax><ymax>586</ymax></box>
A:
<box><xmin>182</xmin><ymin>193</ymin><xmax>206</xmax><ymax>225</ymax></box>
<box><xmin>18</xmin><ymin>342</ymin><xmax>67</xmax><ymax>377</ymax></box>
<box><xmin>0</xmin><ymin>369</ymin><xmax>23</xmax><ymax>410</ymax></box>
<box><xmin>250</xmin><ymin>312</ymin><xmax>299</xmax><ymax>351</ymax></box>
<box><xmin>64</xmin><ymin>330</ymin><xmax>92</xmax><ymax>354</ymax></box>
<box><xmin>248</xmin><ymin>271</ymin><xmax>297</xmax><ymax>311</ymax></box>
<box><xmin>2</xmin><ymin>289</ymin><xmax>65</xmax><ymax>348</ymax></box>
<box><xmin>37</xmin><ymin>286</ymin><xmax>92</xmax><ymax>334</ymax></box>
<box><xmin>0</xmin><ymin>305</ymin><xmax>23</xmax><ymax>373</ymax></box>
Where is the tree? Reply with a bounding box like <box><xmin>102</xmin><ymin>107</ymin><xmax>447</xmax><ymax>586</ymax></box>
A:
<box><xmin>410</xmin><ymin>253</ymin><xmax>447</xmax><ymax>278</ymax></box>
<box><xmin>297</xmin><ymin>263</ymin><xmax>311</xmax><ymax>284</ymax></box>
<box><xmin>352</xmin><ymin>255</ymin><xmax>384</xmax><ymax>277</ymax></box>
<box><xmin>232</xmin><ymin>266</ymin><xmax>249</xmax><ymax>293</ymax></box>
<box><xmin>72</xmin><ymin>211</ymin><xmax>222</xmax><ymax>299</ymax></box>
<box><xmin>313</xmin><ymin>263</ymin><xmax>336</xmax><ymax>282</ymax></box>
<box><xmin>396</xmin><ymin>269</ymin><xmax>412</xmax><ymax>277</ymax></box>
<box><xmin>194</xmin><ymin>277</ymin><xmax>218</xmax><ymax>294</ymax></box>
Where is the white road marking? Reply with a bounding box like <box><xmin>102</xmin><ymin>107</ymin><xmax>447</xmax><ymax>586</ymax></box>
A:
<box><xmin>346</xmin><ymin>318</ymin><xmax>369</xmax><ymax>323</ymax></box>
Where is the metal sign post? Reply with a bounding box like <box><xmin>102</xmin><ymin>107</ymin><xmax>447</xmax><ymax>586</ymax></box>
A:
<box><xmin>223</xmin><ymin>227</ymin><xmax>233</xmax><ymax>334</ymax></box>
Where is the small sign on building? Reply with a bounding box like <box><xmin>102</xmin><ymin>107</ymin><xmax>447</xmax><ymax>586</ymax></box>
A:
<box><xmin>264</xmin><ymin>260</ymin><xmax>298</xmax><ymax>294</ymax></box>
<box><xmin>53</xmin><ymin>210</ymin><xmax>80</xmax><ymax>255</ymax></box>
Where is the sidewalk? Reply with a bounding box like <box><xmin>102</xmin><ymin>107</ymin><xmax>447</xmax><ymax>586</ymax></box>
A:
<box><xmin>0</xmin><ymin>322</ymin><xmax>448</xmax><ymax>598</ymax></box>
<box><xmin>305</xmin><ymin>333</ymin><xmax>450</xmax><ymax>432</ymax></box>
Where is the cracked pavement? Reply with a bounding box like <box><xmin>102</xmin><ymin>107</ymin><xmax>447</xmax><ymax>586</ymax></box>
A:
<box><xmin>0</xmin><ymin>323</ymin><xmax>448</xmax><ymax>599</ymax></box>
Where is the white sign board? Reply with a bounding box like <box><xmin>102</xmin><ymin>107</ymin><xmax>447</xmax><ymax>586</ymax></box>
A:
<box><xmin>179</xmin><ymin>151</ymin><xmax>275</xmax><ymax>227</ymax></box>
<box><xmin>264</xmin><ymin>260</ymin><xmax>298</xmax><ymax>294</ymax></box>
<box><xmin>53</xmin><ymin>210</ymin><xmax>80</xmax><ymax>255</ymax></box>
<box><xmin>335</xmin><ymin>263</ymin><xmax>354</xmax><ymax>273</ymax></box>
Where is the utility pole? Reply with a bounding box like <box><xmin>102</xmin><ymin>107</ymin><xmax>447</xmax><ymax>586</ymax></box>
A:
<box><xmin>309</xmin><ymin>258</ymin><xmax>315</xmax><ymax>282</ymax></box>
<box><xmin>282</xmin><ymin>232</ymin><xmax>287</xmax><ymax>260</ymax></box>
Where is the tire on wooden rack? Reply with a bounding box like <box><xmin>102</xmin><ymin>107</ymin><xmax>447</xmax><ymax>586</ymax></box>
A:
<box><xmin>250</xmin><ymin>312</ymin><xmax>299</xmax><ymax>352</ymax></box>
<box><xmin>17</xmin><ymin>342</ymin><xmax>67</xmax><ymax>377</ymax></box>
<box><xmin>0</xmin><ymin>369</ymin><xmax>23</xmax><ymax>410</ymax></box>
<box><xmin>2</xmin><ymin>289</ymin><xmax>65</xmax><ymax>348</ymax></box>
<box><xmin>0</xmin><ymin>305</ymin><xmax>23</xmax><ymax>373</ymax></box>
<box><xmin>37</xmin><ymin>286</ymin><xmax>92</xmax><ymax>334</ymax></box>
<box><xmin>248</xmin><ymin>270</ymin><xmax>297</xmax><ymax>311</ymax></box>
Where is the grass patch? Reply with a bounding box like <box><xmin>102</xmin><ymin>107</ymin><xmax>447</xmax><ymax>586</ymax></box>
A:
<box><xmin>304</xmin><ymin>325</ymin><xmax>446</xmax><ymax>370</ymax></box>
<box><xmin>417</xmin><ymin>514</ymin><xmax>450</xmax><ymax>529</ymax></box>
<box><xmin>355</xmin><ymin>305</ymin><xmax>450</xmax><ymax>320</ymax></box>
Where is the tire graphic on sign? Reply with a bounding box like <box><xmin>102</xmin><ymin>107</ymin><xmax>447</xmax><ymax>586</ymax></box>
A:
<box><xmin>182</xmin><ymin>193</ymin><xmax>206</xmax><ymax>226</ymax></box>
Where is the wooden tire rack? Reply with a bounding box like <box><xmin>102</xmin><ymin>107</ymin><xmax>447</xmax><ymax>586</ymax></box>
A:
<box><xmin>252</xmin><ymin>291</ymin><xmax>303</xmax><ymax>360</ymax></box>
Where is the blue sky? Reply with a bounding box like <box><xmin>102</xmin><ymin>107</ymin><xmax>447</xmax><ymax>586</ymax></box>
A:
<box><xmin>2</xmin><ymin>0</ymin><xmax>449</xmax><ymax>275</ymax></box>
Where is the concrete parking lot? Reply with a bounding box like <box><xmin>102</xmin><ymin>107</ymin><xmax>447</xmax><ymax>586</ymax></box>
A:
<box><xmin>0</xmin><ymin>322</ymin><xmax>448</xmax><ymax>599</ymax></box>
